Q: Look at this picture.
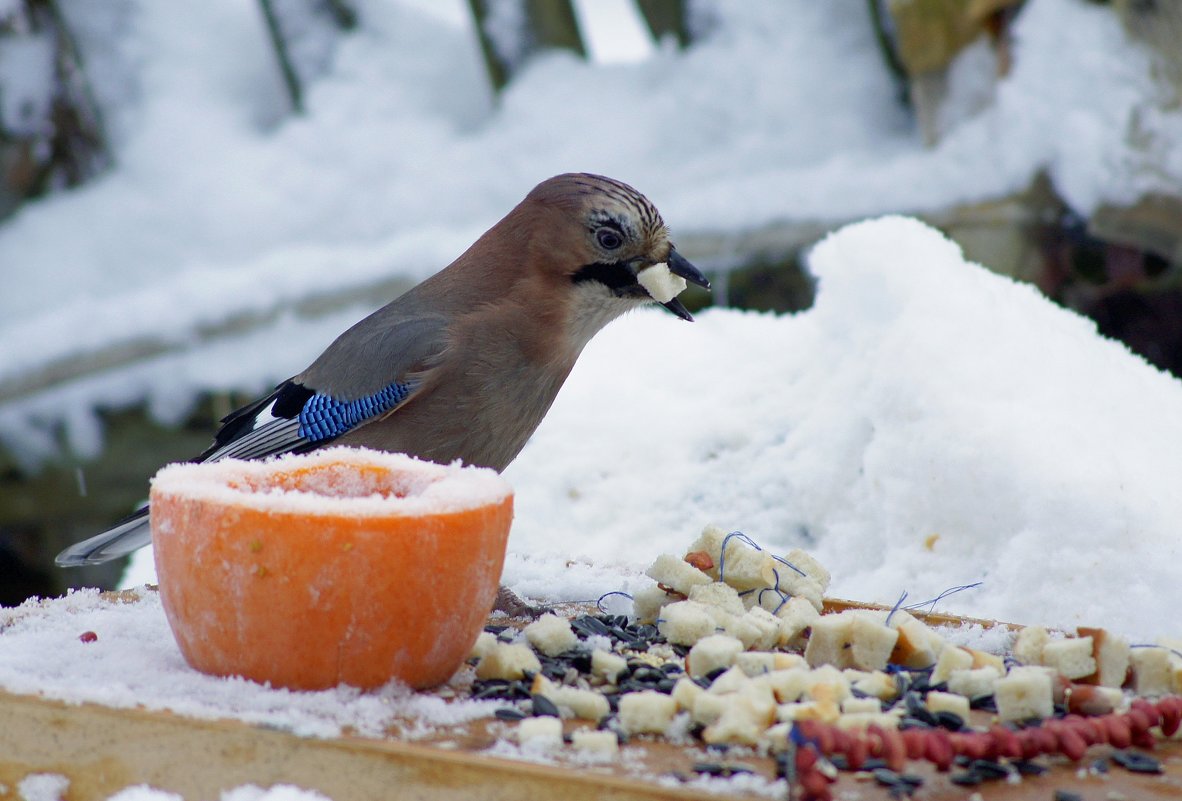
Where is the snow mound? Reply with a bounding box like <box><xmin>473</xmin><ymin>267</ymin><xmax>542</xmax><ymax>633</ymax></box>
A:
<box><xmin>503</xmin><ymin>215</ymin><xmax>1182</xmax><ymax>638</ymax></box>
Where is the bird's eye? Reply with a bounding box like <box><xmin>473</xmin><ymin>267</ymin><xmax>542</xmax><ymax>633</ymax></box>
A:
<box><xmin>596</xmin><ymin>228</ymin><xmax>623</xmax><ymax>250</ymax></box>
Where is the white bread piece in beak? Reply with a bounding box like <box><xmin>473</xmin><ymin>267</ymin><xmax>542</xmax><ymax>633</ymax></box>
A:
<box><xmin>637</xmin><ymin>262</ymin><xmax>688</xmax><ymax>303</ymax></box>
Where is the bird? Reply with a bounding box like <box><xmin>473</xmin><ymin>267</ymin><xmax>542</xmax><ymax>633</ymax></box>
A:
<box><xmin>56</xmin><ymin>173</ymin><xmax>711</xmax><ymax>567</ymax></box>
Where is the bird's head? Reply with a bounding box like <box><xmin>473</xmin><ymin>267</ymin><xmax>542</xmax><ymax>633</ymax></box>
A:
<box><xmin>523</xmin><ymin>173</ymin><xmax>711</xmax><ymax>323</ymax></box>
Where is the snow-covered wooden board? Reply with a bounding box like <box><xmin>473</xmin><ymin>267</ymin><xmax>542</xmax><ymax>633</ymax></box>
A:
<box><xmin>4</xmin><ymin>595</ymin><xmax>1182</xmax><ymax>801</ymax></box>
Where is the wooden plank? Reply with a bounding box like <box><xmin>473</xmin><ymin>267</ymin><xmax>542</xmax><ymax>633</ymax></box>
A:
<box><xmin>0</xmin><ymin>690</ymin><xmax>721</xmax><ymax>801</ymax></box>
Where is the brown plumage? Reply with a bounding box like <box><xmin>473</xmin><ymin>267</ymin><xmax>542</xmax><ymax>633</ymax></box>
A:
<box><xmin>56</xmin><ymin>173</ymin><xmax>710</xmax><ymax>566</ymax></box>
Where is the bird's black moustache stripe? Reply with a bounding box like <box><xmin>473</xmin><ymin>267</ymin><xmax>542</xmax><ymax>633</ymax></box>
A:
<box><xmin>572</xmin><ymin>261</ymin><xmax>637</xmax><ymax>292</ymax></box>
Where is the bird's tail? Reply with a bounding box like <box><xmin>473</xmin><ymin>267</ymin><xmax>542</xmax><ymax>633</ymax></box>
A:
<box><xmin>55</xmin><ymin>506</ymin><xmax>151</xmax><ymax>567</ymax></box>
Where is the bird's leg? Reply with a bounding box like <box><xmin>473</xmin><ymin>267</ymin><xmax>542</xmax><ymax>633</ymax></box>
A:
<box><xmin>492</xmin><ymin>585</ymin><xmax>544</xmax><ymax>619</ymax></box>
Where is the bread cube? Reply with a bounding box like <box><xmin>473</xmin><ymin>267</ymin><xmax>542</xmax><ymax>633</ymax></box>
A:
<box><xmin>671</xmin><ymin>676</ymin><xmax>705</xmax><ymax>711</ymax></box>
<box><xmin>658</xmin><ymin>600</ymin><xmax>717</xmax><ymax>646</ymax></box>
<box><xmin>570</xmin><ymin>729</ymin><xmax>618</xmax><ymax>760</ymax></box>
<box><xmin>888</xmin><ymin>612</ymin><xmax>945</xmax><ymax>669</ymax></box>
<box><xmin>1076</xmin><ymin>627</ymin><xmax>1130</xmax><ymax>688</ymax></box>
<box><xmin>617</xmin><ymin>690</ymin><xmax>678</xmax><ymax>735</ymax></box>
<box><xmin>759</xmin><ymin>667</ymin><xmax>810</xmax><ymax>704</ymax></box>
<box><xmin>631</xmin><ymin>584</ymin><xmax>672</xmax><ymax>625</ymax></box>
<box><xmin>688</xmin><ymin>582</ymin><xmax>747</xmax><ymax>618</ymax></box>
<box><xmin>470</xmin><ymin>631</ymin><xmax>497</xmax><ymax>661</ymax></box>
<box><xmin>995</xmin><ymin>666</ymin><xmax>1054</xmax><ymax>722</ymax></box>
<box><xmin>847</xmin><ymin>611</ymin><xmax>899</xmax><ymax>671</ymax></box>
<box><xmin>553</xmin><ymin>687</ymin><xmax>611</xmax><ymax>721</ymax></box>
<box><xmin>925</xmin><ymin>690</ymin><xmax>971</xmax><ymax>721</ymax></box>
<box><xmin>804</xmin><ymin>613</ymin><xmax>853</xmax><ymax>669</ymax></box>
<box><xmin>1011</xmin><ymin>625</ymin><xmax>1050</xmax><ymax>666</ymax></box>
<box><xmin>841</xmin><ymin>696</ymin><xmax>881</xmax><ymax>715</ymax></box>
<box><xmin>719</xmin><ymin>546</ymin><xmax>777</xmax><ymax>592</ymax></box>
<box><xmin>706</xmin><ymin>666</ymin><xmax>750</xmax><ymax>695</ymax></box>
<box><xmin>931</xmin><ymin>646</ymin><xmax>974</xmax><ymax>686</ymax></box>
<box><xmin>516</xmin><ymin>716</ymin><xmax>563</xmax><ymax>749</ymax></box>
<box><xmin>702</xmin><ymin>688</ymin><xmax>776</xmax><ymax>746</ymax></box>
<box><xmin>475</xmin><ymin>642</ymin><xmax>541</xmax><ymax>681</ymax></box>
<box><xmin>777</xmin><ymin>596</ymin><xmax>821</xmax><ymax>649</ymax></box>
<box><xmin>761</xmin><ymin>722</ymin><xmax>792</xmax><ymax>753</ymax></box>
<box><xmin>524</xmin><ymin>613</ymin><xmax>578</xmax><ymax>657</ymax></box>
<box><xmin>687</xmin><ymin>525</ymin><xmax>728</xmax><ymax>580</ymax></box>
<box><xmin>803</xmin><ymin>665</ymin><xmax>851</xmax><ymax>704</ymax></box>
<box><xmin>851</xmin><ymin>670</ymin><xmax>899</xmax><ymax>702</ymax></box>
<box><xmin>1130</xmin><ymin>646</ymin><xmax>1173</xmax><ymax>697</ymax></box>
<box><xmin>591</xmin><ymin>648</ymin><xmax>628</xmax><ymax>685</ymax></box>
<box><xmin>732</xmin><ymin>652</ymin><xmax>789</xmax><ymax>675</ymax></box>
<box><xmin>776</xmin><ymin>700</ymin><xmax>840</xmax><ymax>725</ymax></box>
<box><xmin>836</xmin><ymin>712</ymin><xmax>901</xmax><ymax>731</ymax></box>
<box><xmin>691</xmin><ymin>691</ymin><xmax>729</xmax><ymax>726</ymax></box>
<box><xmin>687</xmin><ymin>633</ymin><xmax>744</xmax><ymax>678</ymax></box>
<box><xmin>645</xmin><ymin>553</ymin><xmax>713</xmax><ymax>595</ymax></box>
<box><xmin>771</xmin><ymin>572</ymin><xmax>825</xmax><ymax>613</ymax></box>
<box><xmin>780</xmin><ymin>548</ymin><xmax>832</xmax><ymax>592</ymax></box>
<box><xmin>726</xmin><ymin>606</ymin><xmax>781</xmax><ymax>651</ymax></box>
<box><xmin>968</xmin><ymin>648</ymin><xmax>1006</xmax><ymax>674</ymax></box>
<box><xmin>1041</xmin><ymin>636</ymin><xmax>1096</xmax><ymax>681</ymax></box>
<box><xmin>946</xmin><ymin>666</ymin><xmax>1001</xmax><ymax>700</ymax></box>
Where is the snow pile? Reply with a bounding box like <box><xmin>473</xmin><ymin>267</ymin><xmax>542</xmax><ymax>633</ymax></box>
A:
<box><xmin>3</xmin><ymin>0</ymin><xmax>1179</xmax><ymax>461</ymax></box>
<box><xmin>501</xmin><ymin>216</ymin><xmax>1182</xmax><ymax>639</ymax></box>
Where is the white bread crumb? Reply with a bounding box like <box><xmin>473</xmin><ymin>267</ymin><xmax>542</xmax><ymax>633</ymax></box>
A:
<box><xmin>995</xmin><ymin>665</ymin><xmax>1054</xmax><ymax>722</ymax></box>
<box><xmin>570</xmin><ymin>729</ymin><xmax>618</xmax><ymax>759</ymax></box>
<box><xmin>777</xmin><ymin>596</ymin><xmax>821</xmax><ymax>648</ymax></box>
<box><xmin>645</xmin><ymin>553</ymin><xmax>713</xmax><ymax>595</ymax></box>
<box><xmin>475</xmin><ymin>642</ymin><xmax>541</xmax><ymax>681</ymax></box>
<box><xmin>840</xmin><ymin>696</ymin><xmax>881</xmax><ymax>715</ymax></box>
<box><xmin>780</xmin><ymin>548</ymin><xmax>832</xmax><ymax>592</ymax></box>
<box><xmin>590</xmin><ymin>648</ymin><xmax>628</xmax><ymax>685</ymax></box>
<box><xmin>1130</xmin><ymin>646</ymin><xmax>1173</xmax><ymax>697</ymax></box>
<box><xmin>931</xmin><ymin>646</ymin><xmax>974</xmax><ymax>686</ymax></box>
<box><xmin>851</xmin><ymin>670</ymin><xmax>899</xmax><ymax>701</ymax></box>
<box><xmin>636</xmin><ymin>262</ymin><xmax>688</xmax><ymax>304</ymax></box>
<box><xmin>617</xmin><ymin>690</ymin><xmax>678</xmax><ymax>735</ymax></box>
<box><xmin>847</xmin><ymin>611</ymin><xmax>899</xmax><ymax>671</ymax></box>
<box><xmin>688</xmin><ymin>581</ymin><xmax>747</xmax><ymax>617</ymax></box>
<box><xmin>1077</xmin><ymin>627</ymin><xmax>1130</xmax><ymax>688</ymax></box>
<box><xmin>725</xmin><ymin>606</ymin><xmax>781</xmax><ymax>650</ymax></box>
<box><xmin>671</xmin><ymin>676</ymin><xmax>705</xmax><ymax>711</ymax></box>
<box><xmin>657</xmin><ymin>600</ymin><xmax>717</xmax><ymax>646</ymax></box>
<box><xmin>631</xmin><ymin>583</ymin><xmax>672</xmax><ymax>625</ymax></box>
<box><xmin>888</xmin><ymin>612</ymin><xmax>945</xmax><ymax>669</ymax></box>
<box><xmin>946</xmin><ymin>666</ymin><xmax>1001</xmax><ymax>700</ymax></box>
<box><xmin>524</xmin><ymin>613</ymin><xmax>578</xmax><ymax>657</ymax></box>
<box><xmin>702</xmin><ymin>689</ymin><xmax>776</xmax><ymax>745</ymax></box>
<box><xmin>1041</xmin><ymin>636</ymin><xmax>1097</xmax><ymax>680</ymax></box>
<box><xmin>706</xmin><ymin>666</ymin><xmax>751</xmax><ymax>695</ymax></box>
<box><xmin>516</xmin><ymin>716</ymin><xmax>563</xmax><ymax>749</ymax></box>
<box><xmin>926</xmin><ymin>690</ymin><xmax>971</xmax><ymax>721</ymax></box>
<box><xmin>687</xmin><ymin>633</ymin><xmax>744</xmax><ymax>678</ymax></box>
<box><xmin>470</xmin><ymin>631</ymin><xmax>497</xmax><ymax>661</ymax></box>
<box><xmin>1011</xmin><ymin>625</ymin><xmax>1050</xmax><ymax>666</ymax></box>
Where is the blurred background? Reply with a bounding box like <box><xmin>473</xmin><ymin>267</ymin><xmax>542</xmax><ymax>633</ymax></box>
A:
<box><xmin>2</xmin><ymin>0</ymin><xmax>1181</xmax><ymax>605</ymax></box>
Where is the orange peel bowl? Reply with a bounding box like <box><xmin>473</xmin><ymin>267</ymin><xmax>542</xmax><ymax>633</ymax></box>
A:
<box><xmin>150</xmin><ymin>447</ymin><xmax>513</xmax><ymax>691</ymax></box>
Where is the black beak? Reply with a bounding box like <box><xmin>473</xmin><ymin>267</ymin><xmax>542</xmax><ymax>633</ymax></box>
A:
<box><xmin>662</xmin><ymin>248</ymin><xmax>710</xmax><ymax>322</ymax></box>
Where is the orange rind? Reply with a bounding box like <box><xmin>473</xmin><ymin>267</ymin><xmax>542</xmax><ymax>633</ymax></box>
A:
<box><xmin>151</xmin><ymin>447</ymin><xmax>514</xmax><ymax>691</ymax></box>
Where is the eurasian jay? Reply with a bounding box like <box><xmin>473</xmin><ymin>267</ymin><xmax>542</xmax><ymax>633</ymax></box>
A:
<box><xmin>57</xmin><ymin>173</ymin><xmax>710</xmax><ymax>567</ymax></box>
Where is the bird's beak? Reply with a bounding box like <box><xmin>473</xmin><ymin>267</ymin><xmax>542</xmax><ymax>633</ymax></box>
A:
<box><xmin>662</xmin><ymin>249</ymin><xmax>711</xmax><ymax>322</ymax></box>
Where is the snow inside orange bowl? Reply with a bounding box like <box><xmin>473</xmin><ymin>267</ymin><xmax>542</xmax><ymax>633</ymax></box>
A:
<box><xmin>150</xmin><ymin>447</ymin><xmax>513</xmax><ymax>691</ymax></box>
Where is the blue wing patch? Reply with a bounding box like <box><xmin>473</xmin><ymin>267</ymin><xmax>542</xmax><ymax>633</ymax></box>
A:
<box><xmin>298</xmin><ymin>380</ymin><xmax>414</xmax><ymax>441</ymax></box>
